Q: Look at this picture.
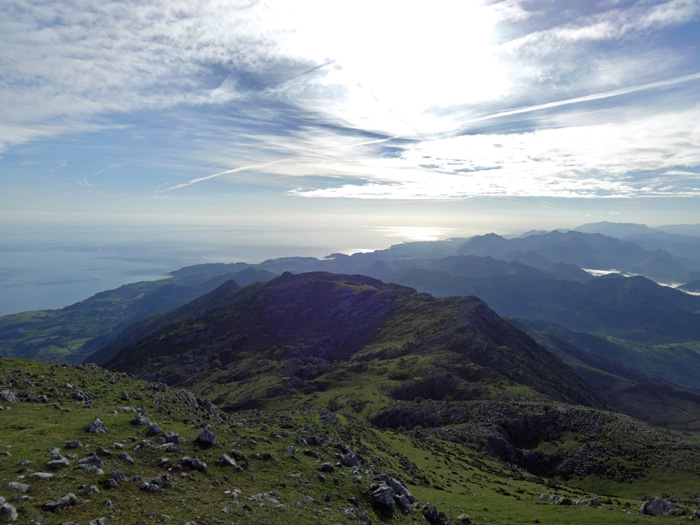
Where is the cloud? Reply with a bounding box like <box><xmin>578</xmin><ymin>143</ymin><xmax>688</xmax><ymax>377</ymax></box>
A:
<box><xmin>163</xmin><ymin>159</ymin><xmax>291</xmax><ymax>191</ymax></box>
<box><xmin>3</xmin><ymin>0</ymin><xmax>700</xmax><ymax>208</ymax></box>
<box><xmin>293</xmin><ymin>105</ymin><xmax>700</xmax><ymax>199</ymax></box>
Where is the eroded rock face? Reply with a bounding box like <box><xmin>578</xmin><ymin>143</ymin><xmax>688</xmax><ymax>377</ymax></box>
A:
<box><xmin>370</xmin><ymin>483</ymin><xmax>395</xmax><ymax>515</ymax></box>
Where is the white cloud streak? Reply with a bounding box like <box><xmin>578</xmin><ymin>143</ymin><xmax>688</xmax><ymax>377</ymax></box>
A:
<box><xmin>163</xmin><ymin>159</ymin><xmax>291</xmax><ymax>192</ymax></box>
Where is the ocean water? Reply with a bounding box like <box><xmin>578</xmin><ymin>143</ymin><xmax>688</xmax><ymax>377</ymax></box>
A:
<box><xmin>0</xmin><ymin>224</ymin><xmax>432</xmax><ymax>316</ymax></box>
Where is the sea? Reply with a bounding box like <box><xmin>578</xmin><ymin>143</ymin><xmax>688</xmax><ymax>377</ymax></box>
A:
<box><xmin>0</xmin><ymin>224</ymin><xmax>443</xmax><ymax>316</ymax></box>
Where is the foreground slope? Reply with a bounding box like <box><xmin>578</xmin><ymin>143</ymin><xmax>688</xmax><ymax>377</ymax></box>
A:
<box><xmin>2</xmin><ymin>357</ymin><xmax>700</xmax><ymax>525</ymax></box>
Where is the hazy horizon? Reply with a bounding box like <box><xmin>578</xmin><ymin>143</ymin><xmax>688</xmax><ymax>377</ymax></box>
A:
<box><xmin>3</xmin><ymin>217</ymin><xmax>700</xmax><ymax>316</ymax></box>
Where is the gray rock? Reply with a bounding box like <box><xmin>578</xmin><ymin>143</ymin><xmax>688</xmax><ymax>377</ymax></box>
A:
<box><xmin>181</xmin><ymin>456</ymin><xmax>207</xmax><ymax>473</ymax></box>
<box><xmin>66</xmin><ymin>440</ymin><xmax>82</xmax><ymax>449</ymax></box>
<box><xmin>457</xmin><ymin>514</ymin><xmax>471</xmax><ymax>524</ymax></box>
<box><xmin>319</xmin><ymin>462</ymin><xmax>335</xmax><ymax>473</ymax></box>
<box><xmin>216</xmin><ymin>454</ymin><xmax>237</xmax><ymax>467</ymax></box>
<box><xmin>30</xmin><ymin>472</ymin><xmax>53</xmax><ymax>480</ymax></box>
<box><xmin>380</xmin><ymin>474</ymin><xmax>417</xmax><ymax>504</ymax></box>
<box><xmin>554</xmin><ymin>496</ymin><xmax>572</xmax><ymax>506</ymax></box>
<box><xmin>151</xmin><ymin>474</ymin><xmax>167</xmax><ymax>485</ymax></box>
<box><xmin>131</xmin><ymin>415</ymin><xmax>150</xmax><ymax>426</ymax></box>
<box><xmin>86</xmin><ymin>418</ymin><xmax>108</xmax><ymax>434</ymax></box>
<box><xmin>118</xmin><ymin>452</ymin><xmax>134</xmax><ymax>465</ymax></box>
<box><xmin>588</xmin><ymin>497</ymin><xmax>602</xmax><ymax>507</ymax></box>
<box><xmin>395</xmin><ymin>493</ymin><xmax>411</xmax><ymax>514</ymax></box>
<box><xmin>78</xmin><ymin>454</ymin><xmax>103</xmax><ymax>467</ymax></box>
<box><xmin>370</xmin><ymin>483</ymin><xmax>395</xmax><ymax>515</ymax></box>
<box><xmin>42</xmin><ymin>492</ymin><xmax>77</xmax><ymax>511</ymax></box>
<box><xmin>110</xmin><ymin>471</ymin><xmax>128</xmax><ymax>483</ymax></box>
<box><xmin>195</xmin><ymin>425</ymin><xmax>217</xmax><ymax>446</ymax></box>
<box><xmin>0</xmin><ymin>390</ymin><xmax>17</xmax><ymax>403</ymax></box>
<box><xmin>89</xmin><ymin>518</ymin><xmax>109</xmax><ymax>525</ymax></box>
<box><xmin>46</xmin><ymin>457</ymin><xmax>70</xmax><ymax>469</ymax></box>
<box><xmin>422</xmin><ymin>503</ymin><xmax>451</xmax><ymax>525</ymax></box>
<box><xmin>640</xmin><ymin>497</ymin><xmax>682</xmax><ymax>516</ymax></box>
<box><xmin>537</xmin><ymin>493</ymin><xmax>550</xmax><ymax>501</ymax></box>
<box><xmin>147</xmin><ymin>423</ymin><xmax>162</xmax><ymax>435</ymax></box>
<box><xmin>88</xmin><ymin>485</ymin><xmax>100</xmax><ymax>494</ymax></box>
<box><xmin>164</xmin><ymin>431</ymin><xmax>184</xmax><ymax>444</ymax></box>
<box><xmin>340</xmin><ymin>452</ymin><xmax>357</xmax><ymax>467</ymax></box>
<box><xmin>7</xmin><ymin>481</ymin><xmax>29</xmax><ymax>493</ymax></box>
<box><xmin>0</xmin><ymin>503</ymin><xmax>18</xmax><ymax>522</ymax></box>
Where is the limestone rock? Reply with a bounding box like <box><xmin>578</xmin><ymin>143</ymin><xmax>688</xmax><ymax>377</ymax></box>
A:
<box><xmin>42</xmin><ymin>492</ymin><xmax>77</xmax><ymax>511</ymax></box>
<box><xmin>86</xmin><ymin>418</ymin><xmax>108</xmax><ymax>434</ymax></box>
<box><xmin>195</xmin><ymin>425</ymin><xmax>216</xmax><ymax>446</ymax></box>
<box><xmin>640</xmin><ymin>497</ymin><xmax>683</xmax><ymax>516</ymax></box>
<box><xmin>0</xmin><ymin>503</ymin><xmax>18</xmax><ymax>522</ymax></box>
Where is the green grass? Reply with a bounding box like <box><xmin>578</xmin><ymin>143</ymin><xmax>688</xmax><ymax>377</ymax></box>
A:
<box><xmin>1</xmin><ymin>357</ymin><xmax>699</xmax><ymax>524</ymax></box>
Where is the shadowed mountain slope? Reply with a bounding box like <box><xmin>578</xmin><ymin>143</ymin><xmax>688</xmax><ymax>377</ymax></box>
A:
<box><xmin>96</xmin><ymin>272</ymin><xmax>603</xmax><ymax>410</ymax></box>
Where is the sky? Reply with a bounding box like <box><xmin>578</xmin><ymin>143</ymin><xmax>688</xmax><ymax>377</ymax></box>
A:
<box><xmin>2</xmin><ymin>0</ymin><xmax>700</xmax><ymax>247</ymax></box>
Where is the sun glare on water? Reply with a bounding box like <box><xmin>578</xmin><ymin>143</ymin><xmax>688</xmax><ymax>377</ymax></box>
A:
<box><xmin>379</xmin><ymin>227</ymin><xmax>447</xmax><ymax>242</ymax></box>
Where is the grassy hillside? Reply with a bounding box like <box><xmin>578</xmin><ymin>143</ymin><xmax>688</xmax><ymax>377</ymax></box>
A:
<box><xmin>2</xmin><ymin>358</ymin><xmax>699</xmax><ymax>524</ymax></box>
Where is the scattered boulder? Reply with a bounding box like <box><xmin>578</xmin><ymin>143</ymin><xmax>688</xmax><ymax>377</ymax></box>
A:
<box><xmin>370</xmin><ymin>483</ymin><xmax>395</xmax><ymax>515</ymax></box>
<box><xmin>110</xmin><ymin>471</ymin><xmax>128</xmax><ymax>483</ymax></box>
<box><xmin>640</xmin><ymin>497</ymin><xmax>683</xmax><ymax>516</ymax></box>
<box><xmin>78</xmin><ymin>454</ymin><xmax>103</xmax><ymax>468</ymax></box>
<box><xmin>0</xmin><ymin>503</ymin><xmax>18</xmax><ymax>522</ymax></box>
<box><xmin>181</xmin><ymin>456</ymin><xmax>207</xmax><ymax>473</ymax></box>
<box><xmin>164</xmin><ymin>431</ymin><xmax>184</xmax><ymax>444</ymax></box>
<box><xmin>457</xmin><ymin>514</ymin><xmax>471</xmax><ymax>524</ymax></box>
<box><xmin>118</xmin><ymin>452</ymin><xmax>135</xmax><ymax>465</ymax></box>
<box><xmin>0</xmin><ymin>390</ymin><xmax>17</xmax><ymax>404</ymax></box>
<box><xmin>147</xmin><ymin>423</ymin><xmax>162</xmax><ymax>435</ymax></box>
<box><xmin>216</xmin><ymin>454</ymin><xmax>237</xmax><ymax>467</ymax></box>
<box><xmin>131</xmin><ymin>415</ymin><xmax>150</xmax><ymax>426</ymax></box>
<box><xmin>42</xmin><ymin>492</ymin><xmax>77</xmax><ymax>512</ymax></box>
<box><xmin>46</xmin><ymin>457</ymin><xmax>70</xmax><ymax>469</ymax></box>
<box><xmin>90</xmin><ymin>518</ymin><xmax>109</xmax><ymax>525</ymax></box>
<box><xmin>319</xmin><ymin>463</ymin><xmax>335</xmax><ymax>473</ymax></box>
<box><xmin>422</xmin><ymin>503</ymin><xmax>451</xmax><ymax>525</ymax></box>
<box><xmin>86</xmin><ymin>418</ymin><xmax>108</xmax><ymax>434</ymax></box>
<box><xmin>7</xmin><ymin>481</ymin><xmax>29</xmax><ymax>493</ymax></box>
<box><xmin>195</xmin><ymin>425</ymin><xmax>217</xmax><ymax>446</ymax></box>
<box><xmin>31</xmin><ymin>472</ymin><xmax>53</xmax><ymax>480</ymax></box>
<box><xmin>65</xmin><ymin>440</ymin><xmax>82</xmax><ymax>449</ymax></box>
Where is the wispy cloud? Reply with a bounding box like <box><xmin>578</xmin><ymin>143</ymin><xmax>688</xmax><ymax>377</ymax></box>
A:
<box><xmin>163</xmin><ymin>159</ymin><xmax>291</xmax><ymax>192</ymax></box>
<box><xmin>2</xmin><ymin>0</ymin><xmax>700</xmax><ymax>213</ymax></box>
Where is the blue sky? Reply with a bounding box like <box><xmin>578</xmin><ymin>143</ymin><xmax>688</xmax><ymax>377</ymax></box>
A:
<box><xmin>2</xmin><ymin>0</ymin><xmax>700</xmax><ymax>245</ymax></box>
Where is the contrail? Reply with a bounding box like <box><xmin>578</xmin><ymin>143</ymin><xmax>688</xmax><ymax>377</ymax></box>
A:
<box><xmin>457</xmin><ymin>71</ymin><xmax>700</xmax><ymax>130</ymax></box>
<box><xmin>163</xmin><ymin>159</ymin><xmax>289</xmax><ymax>192</ymax></box>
